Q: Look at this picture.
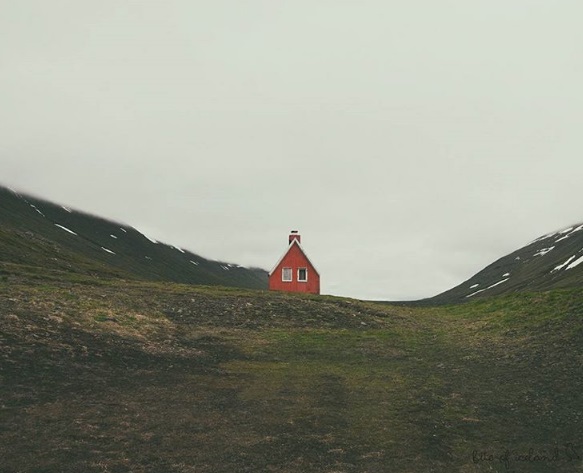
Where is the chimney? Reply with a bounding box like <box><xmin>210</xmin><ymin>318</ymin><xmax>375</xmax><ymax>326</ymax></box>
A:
<box><xmin>288</xmin><ymin>230</ymin><xmax>301</xmax><ymax>245</ymax></box>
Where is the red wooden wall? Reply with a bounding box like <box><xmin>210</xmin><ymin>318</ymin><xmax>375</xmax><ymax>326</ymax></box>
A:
<box><xmin>269</xmin><ymin>242</ymin><xmax>320</xmax><ymax>294</ymax></box>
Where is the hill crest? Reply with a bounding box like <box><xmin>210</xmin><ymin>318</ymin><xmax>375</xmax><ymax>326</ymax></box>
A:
<box><xmin>0</xmin><ymin>184</ymin><xmax>268</xmax><ymax>289</ymax></box>
<box><xmin>427</xmin><ymin>221</ymin><xmax>583</xmax><ymax>304</ymax></box>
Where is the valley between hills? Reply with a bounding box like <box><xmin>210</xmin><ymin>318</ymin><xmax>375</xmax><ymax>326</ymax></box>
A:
<box><xmin>1</xmin><ymin>185</ymin><xmax>582</xmax><ymax>472</ymax></box>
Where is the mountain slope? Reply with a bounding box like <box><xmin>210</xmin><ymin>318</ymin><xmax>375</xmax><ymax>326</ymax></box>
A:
<box><xmin>0</xmin><ymin>185</ymin><xmax>267</xmax><ymax>289</ymax></box>
<box><xmin>428</xmin><ymin>223</ymin><xmax>583</xmax><ymax>304</ymax></box>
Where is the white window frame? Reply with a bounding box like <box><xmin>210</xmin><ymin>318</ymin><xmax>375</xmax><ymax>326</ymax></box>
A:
<box><xmin>297</xmin><ymin>267</ymin><xmax>308</xmax><ymax>282</ymax></box>
<box><xmin>282</xmin><ymin>267</ymin><xmax>293</xmax><ymax>282</ymax></box>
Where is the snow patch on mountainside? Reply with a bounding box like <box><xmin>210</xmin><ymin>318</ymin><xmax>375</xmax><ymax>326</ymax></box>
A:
<box><xmin>54</xmin><ymin>224</ymin><xmax>77</xmax><ymax>236</ymax></box>
<box><xmin>566</xmin><ymin>255</ymin><xmax>583</xmax><ymax>270</ymax></box>
<box><xmin>487</xmin><ymin>278</ymin><xmax>509</xmax><ymax>289</ymax></box>
<box><xmin>531</xmin><ymin>224</ymin><xmax>580</xmax><ymax>244</ymax></box>
<box><xmin>466</xmin><ymin>278</ymin><xmax>509</xmax><ymax>298</ymax></box>
<box><xmin>552</xmin><ymin>256</ymin><xmax>577</xmax><ymax>272</ymax></box>
<box><xmin>534</xmin><ymin>247</ymin><xmax>554</xmax><ymax>257</ymax></box>
<box><xmin>554</xmin><ymin>224</ymin><xmax>583</xmax><ymax>242</ymax></box>
<box><xmin>30</xmin><ymin>204</ymin><xmax>45</xmax><ymax>217</ymax></box>
<box><xmin>466</xmin><ymin>288</ymin><xmax>486</xmax><ymax>298</ymax></box>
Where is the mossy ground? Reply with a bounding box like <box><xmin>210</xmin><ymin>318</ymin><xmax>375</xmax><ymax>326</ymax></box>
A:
<box><xmin>0</xmin><ymin>266</ymin><xmax>582</xmax><ymax>472</ymax></box>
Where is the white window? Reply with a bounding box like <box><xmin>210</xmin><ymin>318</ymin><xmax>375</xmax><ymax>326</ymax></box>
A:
<box><xmin>298</xmin><ymin>268</ymin><xmax>308</xmax><ymax>282</ymax></box>
<box><xmin>282</xmin><ymin>267</ymin><xmax>292</xmax><ymax>282</ymax></box>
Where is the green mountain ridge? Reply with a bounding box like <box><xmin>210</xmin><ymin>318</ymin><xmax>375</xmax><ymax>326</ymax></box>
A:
<box><xmin>0</xmin><ymin>185</ymin><xmax>267</xmax><ymax>290</ymax></box>
<box><xmin>427</xmin><ymin>223</ymin><xmax>583</xmax><ymax>304</ymax></box>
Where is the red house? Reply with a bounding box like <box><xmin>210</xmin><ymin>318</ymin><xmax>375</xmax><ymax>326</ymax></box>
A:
<box><xmin>269</xmin><ymin>231</ymin><xmax>320</xmax><ymax>294</ymax></box>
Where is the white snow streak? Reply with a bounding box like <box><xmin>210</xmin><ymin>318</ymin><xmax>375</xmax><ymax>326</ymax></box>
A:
<box><xmin>30</xmin><ymin>205</ymin><xmax>45</xmax><ymax>217</ymax></box>
<box><xmin>566</xmin><ymin>255</ymin><xmax>583</xmax><ymax>270</ymax></box>
<box><xmin>190</xmin><ymin>260</ymin><xmax>199</xmax><ymax>265</ymax></box>
<box><xmin>466</xmin><ymin>288</ymin><xmax>486</xmax><ymax>298</ymax></box>
<box><xmin>534</xmin><ymin>247</ymin><xmax>554</xmax><ymax>257</ymax></box>
<box><xmin>101</xmin><ymin>247</ymin><xmax>115</xmax><ymax>255</ymax></box>
<box><xmin>487</xmin><ymin>278</ymin><xmax>509</xmax><ymax>289</ymax></box>
<box><xmin>54</xmin><ymin>224</ymin><xmax>77</xmax><ymax>235</ymax></box>
<box><xmin>554</xmin><ymin>224</ymin><xmax>583</xmax><ymax>243</ymax></box>
<box><xmin>120</xmin><ymin>228</ymin><xmax>127</xmax><ymax>233</ymax></box>
<box><xmin>467</xmin><ymin>278</ymin><xmax>510</xmax><ymax>298</ymax></box>
<box><xmin>61</xmin><ymin>206</ymin><xmax>72</xmax><ymax>213</ymax></box>
<box><xmin>110</xmin><ymin>234</ymin><xmax>117</xmax><ymax>239</ymax></box>
<box><xmin>552</xmin><ymin>256</ymin><xmax>577</xmax><ymax>272</ymax></box>
<box><xmin>503</xmin><ymin>273</ymin><xmax>510</xmax><ymax>277</ymax></box>
<box><xmin>531</xmin><ymin>232</ymin><xmax>555</xmax><ymax>244</ymax></box>
<box><xmin>470</xmin><ymin>284</ymin><xmax>479</xmax><ymax>289</ymax></box>
<box><xmin>174</xmin><ymin>246</ymin><xmax>185</xmax><ymax>254</ymax></box>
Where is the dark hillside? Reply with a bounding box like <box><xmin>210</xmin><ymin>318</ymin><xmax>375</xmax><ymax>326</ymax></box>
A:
<box><xmin>427</xmin><ymin>223</ymin><xmax>583</xmax><ymax>304</ymax></box>
<box><xmin>0</xmin><ymin>185</ymin><xmax>267</xmax><ymax>289</ymax></box>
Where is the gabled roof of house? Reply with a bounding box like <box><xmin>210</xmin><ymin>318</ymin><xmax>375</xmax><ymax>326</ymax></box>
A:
<box><xmin>268</xmin><ymin>239</ymin><xmax>321</xmax><ymax>276</ymax></box>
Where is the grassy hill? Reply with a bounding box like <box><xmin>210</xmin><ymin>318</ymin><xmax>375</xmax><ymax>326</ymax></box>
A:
<box><xmin>1</xmin><ymin>266</ymin><xmax>581</xmax><ymax>472</ymax></box>
<box><xmin>427</xmin><ymin>223</ymin><xmax>583</xmax><ymax>304</ymax></box>
<box><xmin>0</xmin><ymin>185</ymin><xmax>267</xmax><ymax>289</ymax></box>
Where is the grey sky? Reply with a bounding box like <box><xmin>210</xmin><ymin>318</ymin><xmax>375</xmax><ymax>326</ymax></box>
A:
<box><xmin>1</xmin><ymin>1</ymin><xmax>582</xmax><ymax>300</ymax></box>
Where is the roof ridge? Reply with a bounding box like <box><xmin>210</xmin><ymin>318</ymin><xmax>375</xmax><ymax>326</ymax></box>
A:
<box><xmin>268</xmin><ymin>239</ymin><xmax>320</xmax><ymax>276</ymax></box>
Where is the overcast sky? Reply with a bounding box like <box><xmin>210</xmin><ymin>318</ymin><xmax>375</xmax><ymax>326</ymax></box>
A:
<box><xmin>1</xmin><ymin>1</ymin><xmax>582</xmax><ymax>300</ymax></box>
